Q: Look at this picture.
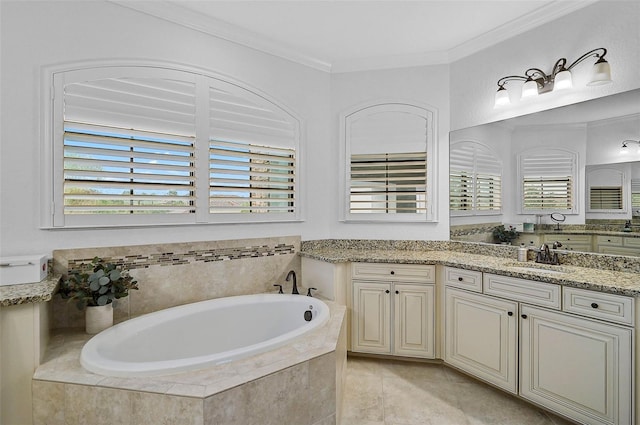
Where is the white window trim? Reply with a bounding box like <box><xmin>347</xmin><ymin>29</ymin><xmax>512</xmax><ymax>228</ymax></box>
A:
<box><xmin>40</xmin><ymin>60</ymin><xmax>304</xmax><ymax>229</ymax></box>
<box><xmin>339</xmin><ymin>99</ymin><xmax>437</xmax><ymax>223</ymax></box>
<box><xmin>516</xmin><ymin>147</ymin><xmax>579</xmax><ymax>215</ymax></box>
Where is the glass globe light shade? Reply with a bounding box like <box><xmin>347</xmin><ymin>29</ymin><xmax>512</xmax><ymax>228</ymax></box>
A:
<box><xmin>554</xmin><ymin>70</ymin><xmax>573</xmax><ymax>90</ymax></box>
<box><xmin>521</xmin><ymin>79</ymin><xmax>539</xmax><ymax>98</ymax></box>
<box><xmin>587</xmin><ymin>58</ymin><xmax>612</xmax><ymax>86</ymax></box>
<box><xmin>494</xmin><ymin>87</ymin><xmax>510</xmax><ymax>107</ymax></box>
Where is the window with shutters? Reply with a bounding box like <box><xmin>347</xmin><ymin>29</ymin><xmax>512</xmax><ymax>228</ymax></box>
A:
<box><xmin>586</xmin><ymin>167</ymin><xmax>625</xmax><ymax>212</ymax></box>
<box><xmin>450</xmin><ymin>141</ymin><xmax>502</xmax><ymax>216</ymax></box>
<box><xmin>518</xmin><ymin>148</ymin><xmax>577</xmax><ymax>214</ymax></box>
<box><xmin>46</xmin><ymin>65</ymin><xmax>301</xmax><ymax>228</ymax></box>
<box><xmin>341</xmin><ymin>102</ymin><xmax>435</xmax><ymax>222</ymax></box>
<box><xmin>632</xmin><ymin>180</ymin><xmax>640</xmax><ymax>215</ymax></box>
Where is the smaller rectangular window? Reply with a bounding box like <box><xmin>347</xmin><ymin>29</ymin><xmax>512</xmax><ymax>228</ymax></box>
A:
<box><xmin>519</xmin><ymin>150</ymin><xmax>576</xmax><ymax>213</ymax></box>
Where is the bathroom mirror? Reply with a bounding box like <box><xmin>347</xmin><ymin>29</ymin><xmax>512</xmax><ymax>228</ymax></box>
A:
<box><xmin>450</xmin><ymin>88</ymin><xmax>640</xmax><ymax>256</ymax></box>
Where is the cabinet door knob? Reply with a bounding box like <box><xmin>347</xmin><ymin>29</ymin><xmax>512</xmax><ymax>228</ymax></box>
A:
<box><xmin>507</xmin><ymin>311</ymin><xmax>513</xmax><ymax>316</ymax></box>
<box><xmin>385</xmin><ymin>289</ymin><xmax>390</xmax><ymax>294</ymax></box>
<box><xmin>457</xmin><ymin>277</ymin><xmax>463</xmax><ymax>282</ymax></box>
<box><xmin>390</xmin><ymin>271</ymin><xmax>395</xmax><ymax>275</ymax></box>
<box><xmin>395</xmin><ymin>290</ymin><xmax>399</xmax><ymax>294</ymax></box>
<box><xmin>591</xmin><ymin>303</ymin><xmax>599</xmax><ymax>309</ymax></box>
<box><xmin>521</xmin><ymin>314</ymin><xmax>528</xmax><ymax>319</ymax></box>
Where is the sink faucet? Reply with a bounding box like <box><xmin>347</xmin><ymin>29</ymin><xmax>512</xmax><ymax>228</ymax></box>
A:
<box><xmin>286</xmin><ymin>270</ymin><xmax>299</xmax><ymax>295</ymax></box>
<box><xmin>535</xmin><ymin>243</ymin><xmax>561</xmax><ymax>265</ymax></box>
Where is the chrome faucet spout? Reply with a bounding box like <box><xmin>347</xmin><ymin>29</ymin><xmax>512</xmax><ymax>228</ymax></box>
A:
<box><xmin>286</xmin><ymin>270</ymin><xmax>299</xmax><ymax>295</ymax></box>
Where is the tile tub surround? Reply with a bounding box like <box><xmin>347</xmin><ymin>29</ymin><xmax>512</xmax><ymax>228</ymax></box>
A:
<box><xmin>33</xmin><ymin>301</ymin><xmax>347</xmax><ymax>425</ymax></box>
<box><xmin>52</xmin><ymin>236</ymin><xmax>301</xmax><ymax>329</ymax></box>
<box><xmin>300</xmin><ymin>240</ymin><xmax>640</xmax><ymax>297</ymax></box>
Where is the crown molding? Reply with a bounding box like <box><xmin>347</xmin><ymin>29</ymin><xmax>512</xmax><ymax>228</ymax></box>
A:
<box><xmin>109</xmin><ymin>0</ymin><xmax>332</xmax><ymax>72</ymax></box>
<box><xmin>111</xmin><ymin>0</ymin><xmax>598</xmax><ymax>74</ymax></box>
<box><xmin>447</xmin><ymin>0</ymin><xmax>599</xmax><ymax>63</ymax></box>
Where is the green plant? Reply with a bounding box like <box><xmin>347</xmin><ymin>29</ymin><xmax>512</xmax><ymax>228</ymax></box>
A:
<box><xmin>493</xmin><ymin>225</ymin><xmax>519</xmax><ymax>244</ymax></box>
<box><xmin>59</xmin><ymin>257</ymin><xmax>138</xmax><ymax>310</ymax></box>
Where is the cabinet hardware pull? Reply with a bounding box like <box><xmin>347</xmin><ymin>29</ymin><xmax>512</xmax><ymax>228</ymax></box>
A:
<box><xmin>507</xmin><ymin>311</ymin><xmax>513</xmax><ymax>316</ymax></box>
<box><xmin>458</xmin><ymin>277</ymin><xmax>463</xmax><ymax>282</ymax></box>
<box><xmin>385</xmin><ymin>289</ymin><xmax>390</xmax><ymax>294</ymax></box>
<box><xmin>591</xmin><ymin>303</ymin><xmax>599</xmax><ymax>309</ymax></box>
<box><xmin>521</xmin><ymin>314</ymin><xmax>528</xmax><ymax>319</ymax></box>
<box><xmin>390</xmin><ymin>271</ymin><xmax>395</xmax><ymax>275</ymax></box>
<box><xmin>395</xmin><ymin>290</ymin><xmax>399</xmax><ymax>294</ymax></box>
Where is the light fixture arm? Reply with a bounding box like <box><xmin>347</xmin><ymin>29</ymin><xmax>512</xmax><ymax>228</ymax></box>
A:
<box><xmin>566</xmin><ymin>48</ymin><xmax>607</xmax><ymax>71</ymax></box>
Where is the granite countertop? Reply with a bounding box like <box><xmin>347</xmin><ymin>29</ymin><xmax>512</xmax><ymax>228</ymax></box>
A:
<box><xmin>529</xmin><ymin>230</ymin><xmax>640</xmax><ymax>238</ymax></box>
<box><xmin>300</xmin><ymin>247</ymin><xmax>640</xmax><ymax>297</ymax></box>
<box><xmin>0</xmin><ymin>275</ymin><xmax>61</xmax><ymax>307</ymax></box>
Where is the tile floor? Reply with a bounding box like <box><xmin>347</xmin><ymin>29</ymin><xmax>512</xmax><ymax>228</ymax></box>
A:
<box><xmin>341</xmin><ymin>356</ymin><xmax>578</xmax><ymax>425</ymax></box>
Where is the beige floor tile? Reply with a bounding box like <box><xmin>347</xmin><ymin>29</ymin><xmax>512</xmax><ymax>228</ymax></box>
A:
<box><xmin>341</xmin><ymin>373</ymin><xmax>384</xmax><ymax>422</ymax></box>
<box><xmin>342</xmin><ymin>356</ymin><xmax>582</xmax><ymax>425</ymax></box>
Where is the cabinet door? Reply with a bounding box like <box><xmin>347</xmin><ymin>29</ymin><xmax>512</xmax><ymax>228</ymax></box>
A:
<box><xmin>520</xmin><ymin>305</ymin><xmax>633</xmax><ymax>425</ymax></box>
<box><xmin>394</xmin><ymin>284</ymin><xmax>435</xmax><ymax>358</ymax></box>
<box><xmin>352</xmin><ymin>281</ymin><xmax>391</xmax><ymax>354</ymax></box>
<box><xmin>444</xmin><ymin>287</ymin><xmax>518</xmax><ymax>393</ymax></box>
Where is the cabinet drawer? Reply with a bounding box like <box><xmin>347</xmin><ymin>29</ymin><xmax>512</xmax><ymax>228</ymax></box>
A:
<box><xmin>483</xmin><ymin>274</ymin><xmax>561</xmax><ymax>309</ymax></box>
<box><xmin>623</xmin><ymin>236</ymin><xmax>640</xmax><ymax>248</ymax></box>
<box><xmin>546</xmin><ymin>234</ymin><xmax>592</xmax><ymax>244</ymax></box>
<box><xmin>443</xmin><ymin>267</ymin><xmax>483</xmax><ymax>292</ymax></box>
<box><xmin>596</xmin><ymin>235</ymin><xmax>623</xmax><ymax>246</ymax></box>
<box><xmin>563</xmin><ymin>287</ymin><xmax>635</xmax><ymax>326</ymax></box>
<box><xmin>351</xmin><ymin>263</ymin><xmax>435</xmax><ymax>283</ymax></box>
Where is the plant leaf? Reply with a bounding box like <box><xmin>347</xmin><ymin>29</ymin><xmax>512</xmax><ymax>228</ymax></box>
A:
<box><xmin>99</xmin><ymin>276</ymin><xmax>110</xmax><ymax>286</ymax></box>
<box><xmin>97</xmin><ymin>295</ymin><xmax>109</xmax><ymax>306</ymax></box>
<box><xmin>109</xmin><ymin>270</ymin><xmax>121</xmax><ymax>281</ymax></box>
<box><xmin>89</xmin><ymin>281</ymin><xmax>101</xmax><ymax>291</ymax></box>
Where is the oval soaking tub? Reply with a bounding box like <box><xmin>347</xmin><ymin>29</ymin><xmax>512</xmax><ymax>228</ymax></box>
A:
<box><xmin>80</xmin><ymin>293</ymin><xmax>330</xmax><ymax>377</ymax></box>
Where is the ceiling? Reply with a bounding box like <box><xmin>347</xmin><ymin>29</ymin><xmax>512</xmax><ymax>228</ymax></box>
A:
<box><xmin>113</xmin><ymin>0</ymin><xmax>596</xmax><ymax>73</ymax></box>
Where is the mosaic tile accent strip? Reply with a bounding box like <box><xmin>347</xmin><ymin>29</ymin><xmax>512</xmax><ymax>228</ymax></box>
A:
<box><xmin>450</xmin><ymin>223</ymin><xmax>502</xmax><ymax>237</ymax></box>
<box><xmin>67</xmin><ymin>243</ymin><xmax>296</xmax><ymax>272</ymax></box>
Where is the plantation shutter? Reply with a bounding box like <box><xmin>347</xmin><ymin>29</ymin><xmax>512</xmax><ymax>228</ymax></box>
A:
<box><xmin>520</xmin><ymin>150</ymin><xmax>576</xmax><ymax>212</ymax></box>
<box><xmin>632</xmin><ymin>180</ymin><xmax>640</xmax><ymax>214</ymax></box>
<box><xmin>590</xmin><ymin>187</ymin><xmax>623</xmax><ymax>209</ymax></box>
<box><xmin>62</xmin><ymin>73</ymin><xmax>196</xmax><ymax>215</ymax></box>
<box><xmin>346</xmin><ymin>104</ymin><xmax>429</xmax><ymax>217</ymax></box>
<box><xmin>208</xmin><ymin>81</ymin><xmax>297</xmax><ymax>214</ymax></box>
<box><xmin>450</xmin><ymin>142</ymin><xmax>502</xmax><ymax>215</ymax></box>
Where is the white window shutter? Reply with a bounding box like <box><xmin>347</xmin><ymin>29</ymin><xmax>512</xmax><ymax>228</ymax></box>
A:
<box><xmin>519</xmin><ymin>149</ymin><xmax>577</xmax><ymax>213</ymax></box>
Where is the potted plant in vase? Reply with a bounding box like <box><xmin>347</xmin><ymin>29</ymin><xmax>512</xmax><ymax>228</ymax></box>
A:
<box><xmin>58</xmin><ymin>256</ymin><xmax>138</xmax><ymax>334</ymax></box>
<box><xmin>492</xmin><ymin>225</ymin><xmax>519</xmax><ymax>245</ymax></box>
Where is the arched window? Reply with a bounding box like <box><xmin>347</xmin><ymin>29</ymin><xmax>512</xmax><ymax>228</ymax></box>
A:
<box><xmin>45</xmin><ymin>64</ymin><xmax>301</xmax><ymax>228</ymax></box>
<box><xmin>341</xmin><ymin>101</ymin><xmax>436</xmax><ymax>222</ymax></box>
<box><xmin>450</xmin><ymin>141</ymin><xmax>502</xmax><ymax>216</ymax></box>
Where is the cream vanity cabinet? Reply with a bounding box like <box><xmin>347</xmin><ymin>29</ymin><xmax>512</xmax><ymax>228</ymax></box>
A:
<box><xmin>443</xmin><ymin>267</ymin><xmax>634</xmax><ymax>425</ymax></box>
<box><xmin>596</xmin><ymin>235</ymin><xmax>640</xmax><ymax>256</ymax></box>
<box><xmin>351</xmin><ymin>263</ymin><xmax>435</xmax><ymax>358</ymax></box>
<box><xmin>543</xmin><ymin>234</ymin><xmax>593</xmax><ymax>252</ymax></box>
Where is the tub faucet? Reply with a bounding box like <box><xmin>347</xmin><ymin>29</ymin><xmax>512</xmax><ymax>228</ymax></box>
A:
<box><xmin>286</xmin><ymin>270</ymin><xmax>299</xmax><ymax>295</ymax></box>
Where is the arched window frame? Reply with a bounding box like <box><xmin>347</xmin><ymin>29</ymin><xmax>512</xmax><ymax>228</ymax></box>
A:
<box><xmin>339</xmin><ymin>100</ymin><xmax>437</xmax><ymax>222</ymax></box>
<box><xmin>41</xmin><ymin>61</ymin><xmax>303</xmax><ymax>229</ymax></box>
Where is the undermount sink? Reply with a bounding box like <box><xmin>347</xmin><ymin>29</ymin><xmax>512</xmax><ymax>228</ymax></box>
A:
<box><xmin>503</xmin><ymin>262</ymin><xmax>569</xmax><ymax>275</ymax></box>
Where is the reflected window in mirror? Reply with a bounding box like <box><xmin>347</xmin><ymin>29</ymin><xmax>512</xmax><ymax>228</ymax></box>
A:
<box><xmin>519</xmin><ymin>148</ymin><xmax>577</xmax><ymax>214</ymax></box>
<box><xmin>342</xmin><ymin>101</ymin><xmax>435</xmax><ymax>222</ymax></box>
<box><xmin>587</xmin><ymin>167</ymin><xmax>625</xmax><ymax>212</ymax></box>
<box><xmin>450</xmin><ymin>141</ymin><xmax>502</xmax><ymax>216</ymax></box>
<box><xmin>631</xmin><ymin>179</ymin><xmax>640</xmax><ymax>216</ymax></box>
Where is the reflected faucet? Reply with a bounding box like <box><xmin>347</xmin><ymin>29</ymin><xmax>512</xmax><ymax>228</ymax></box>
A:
<box><xmin>286</xmin><ymin>270</ymin><xmax>299</xmax><ymax>295</ymax></box>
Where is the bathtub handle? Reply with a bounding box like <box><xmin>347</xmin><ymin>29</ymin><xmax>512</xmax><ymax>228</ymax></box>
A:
<box><xmin>306</xmin><ymin>287</ymin><xmax>317</xmax><ymax>297</ymax></box>
<box><xmin>273</xmin><ymin>284</ymin><xmax>283</xmax><ymax>294</ymax></box>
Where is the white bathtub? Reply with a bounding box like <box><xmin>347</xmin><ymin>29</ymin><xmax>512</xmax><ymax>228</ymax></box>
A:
<box><xmin>80</xmin><ymin>293</ymin><xmax>330</xmax><ymax>377</ymax></box>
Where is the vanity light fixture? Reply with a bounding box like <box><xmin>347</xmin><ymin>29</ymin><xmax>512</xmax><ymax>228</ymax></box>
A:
<box><xmin>620</xmin><ymin>139</ymin><xmax>640</xmax><ymax>155</ymax></box>
<box><xmin>494</xmin><ymin>48</ymin><xmax>612</xmax><ymax>107</ymax></box>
